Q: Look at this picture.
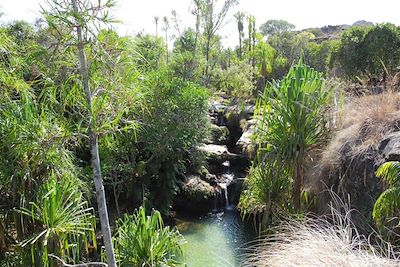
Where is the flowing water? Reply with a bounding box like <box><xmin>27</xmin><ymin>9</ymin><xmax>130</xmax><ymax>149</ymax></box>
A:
<box><xmin>176</xmin><ymin>209</ymin><xmax>256</xmax><ymax>267</ymax></box>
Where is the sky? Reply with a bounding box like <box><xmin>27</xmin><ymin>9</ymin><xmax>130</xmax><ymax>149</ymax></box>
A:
<box><xmin>0</xmin><ymin>0</ymin><xmax>400</xmax><ymax>48</ymax></box>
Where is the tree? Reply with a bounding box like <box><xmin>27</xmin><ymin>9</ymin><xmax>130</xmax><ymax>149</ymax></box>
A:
<box><xmin>363</xmin><ymin>23</ymin><xmax>400</xmax><ymax>79</ymax></box>
<box><xmin>329</xmin><ymin>26</ymin><xmax>370</xmax><ymax>79</ymax></box>
<box><xmin>154</xmin><ymin>16</ymin><xmax>159</xmax><ymax>37</ymax></box>
<box><xmin>200</xmin><ymin>0</ymin><xmax>238</xmax><ymax>85</ymax></box>
<box><xmin>70</xmin><ymin>1</ymin><xmax>117</xmax><ymax>265</ymax></box>
<box><xmin>234</xmin><ymin>11</ymin><xmax>245</xmax><ymax>59</ymax></box>
<box><xmin>133</xmin><ymin>33</ymin><xmax>166</xmax><ymax>71</ymax></box>
<box><xmin>172</xmin><ymin>28</ymin><xmax>202</xmax><ymax>81</ymax></box>
<box><xmin>246</xmin><ymin>15</ymin><xmax>256</xmax><ymax>67</ymax></box>
<box><xmin>162</xmin><ymin>16</ymin><xmax>170</xmax><ymax>63</ymax></box>
<box><xmin>191</xmin><ymin>0</ymin><xmax>203</xmax><ymax>52</ymax></box>
<box><xmin>259</xmin><ymin>19</ymin><xmax>295</xmax><ymax>36</ymax></box>
<box><xmin>42</xmin><ymin>1</ymin><xmax>139</xmax><ymax>265</ymax></box>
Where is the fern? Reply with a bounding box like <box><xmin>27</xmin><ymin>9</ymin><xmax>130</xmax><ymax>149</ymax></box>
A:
<box><xmin>373</xmin><ymin>161</ymin><xmax>400</xmax><ymax>227</ymax></box>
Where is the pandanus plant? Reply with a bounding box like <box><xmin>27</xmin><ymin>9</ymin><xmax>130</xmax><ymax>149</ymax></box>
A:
<box><xmin>240</xmin><ymin>60</ymin><xmax>332</xmax><ymax>225</ymax></box>
<box><xmin>18</xmin><ymin>176</ymin><xmax>96</xmax><ymax>266</ymax></box>
<box><xmin>113</xmin><ymin>207</ymin><xmax>186</xmax><ymax>267</ymax></box>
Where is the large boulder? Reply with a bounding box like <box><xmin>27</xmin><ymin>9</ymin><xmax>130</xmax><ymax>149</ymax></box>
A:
<box><xmin>175</xmin><ymin>175</ymin><xmax>217</xmax><ymax>213</ymax></box>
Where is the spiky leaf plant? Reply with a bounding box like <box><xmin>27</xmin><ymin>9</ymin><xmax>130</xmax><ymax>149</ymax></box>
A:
<box><xmin>18</xmin><ymin>176</ymin><xmax>96</xmax><ymax>267</ymax></box>
<box><xmin>114</xmin><ymin>207</ymin><xmax>186</xmax><ymax>267</ymax></box>
<box><xmin>240</xmin><ymin>60</ymin><xmax>332</xmax><ymax>227</ymax></box>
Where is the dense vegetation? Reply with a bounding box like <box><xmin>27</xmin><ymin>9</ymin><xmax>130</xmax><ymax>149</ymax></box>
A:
<box><xmin>1</xmin><ymin>0</ymin><xmax>400</xmax><ymax>266</ymax></box>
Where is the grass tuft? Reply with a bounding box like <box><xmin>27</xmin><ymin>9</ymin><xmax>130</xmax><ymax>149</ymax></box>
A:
<box><xmin>242</xmin><ymin>194</ymin><xmax>400</xmax><ymax>267</ymax></box>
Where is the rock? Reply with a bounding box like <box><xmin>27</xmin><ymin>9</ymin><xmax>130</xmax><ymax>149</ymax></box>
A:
<box><xmin>198</xmin><ymin>144</ymin><xmax>243</xmax><ymax>165</ymax></box>
<box><xmin>206</xmin><ymin>124</ymin><xmax>229</xmax><ymax>145</ymax></box>
<box><xmin>209</xmin><ymin>101</ymin><xmax>226</xmax><ymax>126</ymax></box>
<box><xmin>175</xmin><ymin>175</ymin><xmax>217</xmax><ymax>213</ymax></box>
<box><xmin>236</xmin><ymin>119</ymin><xmax>256</xmax><ymax>157</ymax></box>
<box><xmin>379</xmin><ymin>131</ymin><xmax>400</xmax><ymax>161</ymax></box>
<box><xmin>224</xmin><ymin>104</ymin><xmax>255</xmax><ymax>146</ymax></box>
<box><xmin>204</xmin><ymin>173</ymin><xmax>218</xmax><ymax>186</ymax></box>
<box><xmin>182</xmin><ymin>175</ymin><xmax>216</xmax><ymax>199</ymax></box>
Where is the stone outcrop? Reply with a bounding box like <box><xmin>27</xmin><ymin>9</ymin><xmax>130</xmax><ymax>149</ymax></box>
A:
<box><xmin>175</xmin><ymin>100</ymin><xmax>255</xmax><ymax>213</ymax></box>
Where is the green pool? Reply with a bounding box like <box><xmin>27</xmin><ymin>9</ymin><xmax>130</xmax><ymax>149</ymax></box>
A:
<box><xmin>176</xmin><ymin>209</ymin><xmax>256</xmax><ymax>267</ymax></box>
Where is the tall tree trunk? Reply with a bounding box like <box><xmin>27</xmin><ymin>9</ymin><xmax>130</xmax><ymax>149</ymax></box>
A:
<box><xmin>71</xmin><ymin>1</ymin><xmax>117</xmax><ymax>266</ymax></box>
<box><xmin>239</xmin><ymin>33</ymin><xmax>242</xmax><ymax>59</ymax></box>
<box><xmin>165</xmin><ymin>29</ymin><xmax>169</xmax><ymax>64</ymax></box>
<box><xmin>204</xmin><ymin>36</ymin><xmax>211</xmax><ymax>87</ymax></box>
<box><xmin>252</xmin><ymin>21</ymin><xmax>256</xmax><ymax>69</ymax></box>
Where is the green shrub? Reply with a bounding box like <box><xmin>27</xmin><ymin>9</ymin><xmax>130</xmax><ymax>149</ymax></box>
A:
<box><xmin>329</xmin><ymin>24</ymin><xmax>400</xmax><ymax>80</ymax></box>
<box><xmin>114</xmin><ymin>207</ymin><xmax>186</xmax><ymax>267</ymax></box>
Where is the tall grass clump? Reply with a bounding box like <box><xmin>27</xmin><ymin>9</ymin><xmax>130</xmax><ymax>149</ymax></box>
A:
<box><xmin>113</xmin><ymin>207</ymin><xmax>186</xmax><ymax>267</ymax></box>
<box><xmin>242</xmin><ymin>196</ymin><xmax>400</xmax><ymax>267</ymax></box>
<box><xmin>239</xmin><ymin>60</ymin><xmax>333</xmax><ymax>227</ymax></box>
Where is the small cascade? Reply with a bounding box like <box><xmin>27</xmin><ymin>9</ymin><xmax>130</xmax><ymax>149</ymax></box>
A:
<box><xmin>219</xmin><ymin>183</ymin><xmax>229</xmax><ymax>207</ymax></box>
<box><xmin>217</xmin><ymin>168</ymin><xmax>235</xmax><ymax>210</ymax></box>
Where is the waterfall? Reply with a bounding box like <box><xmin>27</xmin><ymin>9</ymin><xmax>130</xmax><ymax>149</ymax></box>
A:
<box><xmin>219</xmin><ymin>183</ymin><xmax>229</xmax><ymax>208</ymax></box>
<box><xmin>217</xmin><ymin>172</ymin><xmax>234</xmax><ymax>209</ymax></box>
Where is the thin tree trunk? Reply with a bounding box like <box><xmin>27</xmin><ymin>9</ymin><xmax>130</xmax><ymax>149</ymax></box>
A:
<box><xmin>204</xmin><ymin>36</ymin><xmax>211</xmax><ymax>86</ymax></box>
<box><xmin>292</xmin><ymin>153</ymin><xmax>304</xmax><ymax>211</ymax></box>
<box><xmin>165</xmin><ymin>30</ymin><xmax>169</xmax><ymax>64</ymax></box>
<box><xmin>71</xmin><ymin>1</ymin><xmax>117</xmax><ymax>266</ymax></box>
<box><xmin>239</xmin><ymin>34</ymin><xmax>242</xmax><ymax>59</ymax></box>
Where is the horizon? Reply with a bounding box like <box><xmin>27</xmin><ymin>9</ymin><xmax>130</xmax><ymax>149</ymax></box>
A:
<box><xmin>0</xmin><ymin>0</ymin><xmax>399</xmax><ymax>48</ymax></box>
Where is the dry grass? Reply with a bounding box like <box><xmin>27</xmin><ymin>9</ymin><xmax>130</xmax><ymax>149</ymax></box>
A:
<box><xmin>306</xmin><ymin>92</ymin><xmax>400</xmax><ymax>212</ymax></box>
<box><xmin>320</xmin><ymin>92</ymin><xmax>400</xmax><ymax>170</ymax></box>
<box><xmin>242</xmin><ymin>197</ymin><xmax>400</xmax><ymax>267</ymax></box>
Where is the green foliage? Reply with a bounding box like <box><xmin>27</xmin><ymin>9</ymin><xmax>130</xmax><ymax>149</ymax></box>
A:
<box><xmin>239</xmin><ymin>61</ymin><xmax>332</xmax><ymax>226</ymax></box>
<box><xmin>212</xmin><ymin>62</ymin><xmax>255</xmax><ymax>99</ymax></box>
<box><xmin>259</xmin><ymin>19</ymin><xmax>295</xmax><ymax>36</ymax></box>
<box><xmin>114</xmin><ymin>207</ymin><xmax>186</xmax><ymax>267</ymax></box>
<box><xmin>329</xmin><ymin>24</ymin><xmax>400</xmax><ymax>79</ymax></box>
<box><xmin>135</xmin><ymin>69</ymin><xmax>209</xmax><ymax>214</ymax></box>
<box><xmin>133</xmin><ymin>34</ymin><xmax>166</xmax><ymax>71</ymax></box>
<box><xmin>18</xmin><ymin>177</ymin><xmax>96</xmax><ymax>266</ymax></box>
<box><xmin>307</xmin><ymin>40</ymin><xmax>337</xmax><ymax>74</ymax></box>
<box><xmin>373</xmin><ymin>161</ymin><xmax>400</xmax><ymax>229</ymax></box>
<box><xmin>363</xmin><ymin>24</ymin><xmax>400</xmax><ymax>77</ymax></box>
<box><xmin>172</xmin><ymin>28</ymin><xmax>203</xmax><ymax>82</ymax></box>
<box><xmin>329</xmin><ymin>26</ymin><xmax>371</xmax><ymax>78</ymax></box>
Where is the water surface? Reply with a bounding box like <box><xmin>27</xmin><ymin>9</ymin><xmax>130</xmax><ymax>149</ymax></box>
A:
<box><xmin>176</xmin><ymin>209</ymin><xmax>256</xmax><ymax>267</ymax></box>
